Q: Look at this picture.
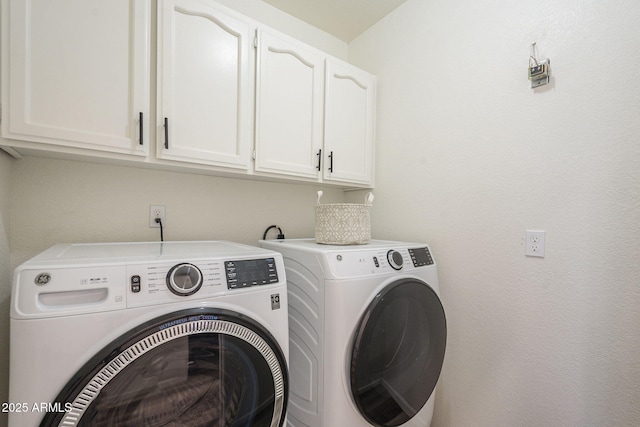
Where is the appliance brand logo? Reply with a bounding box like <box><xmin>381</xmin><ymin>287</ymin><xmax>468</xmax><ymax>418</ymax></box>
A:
<box><xmin>34</xmin><ymin>273</ymin><xmax>51</xmax><ymax>286</ymax></box>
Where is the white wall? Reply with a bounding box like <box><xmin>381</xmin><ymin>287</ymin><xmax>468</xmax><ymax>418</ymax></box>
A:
<box><xmin>348</xmin><ymin>0</ymin><xmax>640</xmax><ymax>425</ymax></box>
<box><xmin>9</xmin><ymin>157</ymin><xmax>343</xmax><ymax>268</ymax></box>
<box><xmin>0</xmin><ymin>151</ymin><xmax>12</xmax><ymax>427</ymax></box>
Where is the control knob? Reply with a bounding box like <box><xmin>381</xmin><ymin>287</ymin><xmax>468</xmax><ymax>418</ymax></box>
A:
<box><xmin>387</xmin><ymin>250</ymin><xmax>404</xmax><ymax>270</ymax></box>
<box><xmin>167</xmin><ymin>263</ymin><xmax>203</xmax><ymax>296</ymax></box>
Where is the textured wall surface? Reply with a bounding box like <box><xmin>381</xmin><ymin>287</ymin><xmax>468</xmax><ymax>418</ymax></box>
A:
<box><xmin>348</xmin><ymin>0</ymin><xmax>640</xmax><ymax>425</ymax></box>
<box><xmin>8</xmin><ymin>157</ymin><xmax>343</xmax><ymax>267</ymax></box>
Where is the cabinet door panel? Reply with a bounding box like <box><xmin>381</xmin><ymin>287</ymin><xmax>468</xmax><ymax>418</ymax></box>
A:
<box><xmin>255</xmin><ymin>29</ymin><xmax>324</xmax><ymax>178</ymax></box>
<box><xmin>157</xmin><ymin>0</ymin><xmax>252</xmax><ymax>169</ymax></box>
<box><xmin>324</xmin><ymin>59</ymin><xmax>375</xmax><ymax>186</ymax></box>
<box><xmin>4</xmin><ymin>0</ymin><xmax>150</xmax><ymax>155</ymax></box>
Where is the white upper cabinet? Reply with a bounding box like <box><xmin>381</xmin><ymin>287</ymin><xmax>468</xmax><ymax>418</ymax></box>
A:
<box><xmin>324</xmin><ymin>58</ymin><xmax>376</xmax><ymax>186</ymax></box>
<box><xmin>156</xmin><ymin>0</ymin><xmax>253</xmax><ymax>170</ymax></box>
<box><xmin>255</xmin><ymin>29</ymin><xmax>376</xmax><ymax>187</ymax></box>
<box><xmin>254</xmin><ymin>28</ymin><xmax>325</xmax><ymax>179</ymax></box>
<box><xmin>1</xmin><ymin>0</ymin><xmax>376</xmax><ymax>187</ymax></box>
<box><xmin>2</xmin><ymin>0</ymin><xmax>151</xmax><ymax>156</ymax></box>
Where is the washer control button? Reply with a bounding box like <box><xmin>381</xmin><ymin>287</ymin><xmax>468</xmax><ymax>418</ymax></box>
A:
<box><xmin>387</xmin><ymin>250</ymin><xmax>404</xmax><ymax>270</ymax></box>
<box><xmin>166</xmin><ymin>263</ymin><xmax>203</xmax><ymax>296</ymax></box>
<box><xmin>130</xmin><ymin>275</ymin><xmax>141</xmax><ymax>293</ymax></box>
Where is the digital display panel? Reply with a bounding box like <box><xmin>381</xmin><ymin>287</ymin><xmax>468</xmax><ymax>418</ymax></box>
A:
<box><xmin>225</xmin><ymin>258</ymin><xmax>279</xmax><ymax>289</ymax></box>
<box><xmin>408</xmin><ymin>247</ymin><xmax>434</xmax><ymax>267</ymax></box>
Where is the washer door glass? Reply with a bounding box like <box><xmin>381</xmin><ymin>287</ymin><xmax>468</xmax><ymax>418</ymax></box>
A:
<box><xmin>42</xmin><ymin>308</ymin><xmax>288</xmax><ymax>427</ymax></box>
<box><xmin>350</xmin><ymin>279</ymin><xmax>446</xmax><ymax>427</ymax></box>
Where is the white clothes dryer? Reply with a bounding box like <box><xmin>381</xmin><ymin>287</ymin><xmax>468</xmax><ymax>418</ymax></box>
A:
<box><xmin>10</xmin><ymin>241</ymin><xmax>289</xmax><ymax>427</ymax></box>
<box><xmin>260</xmin><ymin>239</ymin><xmax>446</xmax><ymax>427</ymax></box>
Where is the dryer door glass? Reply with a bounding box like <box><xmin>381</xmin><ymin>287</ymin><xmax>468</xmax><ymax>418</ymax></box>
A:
<box><xmin>42</xmin><ymin>308</ymin><xmax>288</xmax><ymax>427</ymax></box>
<box><xmin>350</xmin><ymin>279</ymin><xmax>446</xmax><ymax>427</ymax></box>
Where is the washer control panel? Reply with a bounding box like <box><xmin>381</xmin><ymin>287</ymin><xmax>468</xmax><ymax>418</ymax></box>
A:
<box><xmin>13</xmin><ymin>241</ymin><xmax>286</xmax><ymax>317</ymax></box>
<box><xmin>128</xmin><ymin>260</ymin><xmax>223</xmax><ymax>304</ymax></box>
<box><xmin>126</xmin><ymin>257</ymin><xmax>282</xmax><ymax>307</ymax></box>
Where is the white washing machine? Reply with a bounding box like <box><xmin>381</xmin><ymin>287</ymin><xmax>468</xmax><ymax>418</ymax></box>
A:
<box><xmin>260</xmin><ymin>239</ymin><xmax>446</xmax><ymax>427</ymax></box>
<box><xmin>10</xmin><ymin>241</ymin><xmax>289</xmax><ymax>427</ymax></box>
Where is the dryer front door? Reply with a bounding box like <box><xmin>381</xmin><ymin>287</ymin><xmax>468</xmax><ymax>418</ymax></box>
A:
<box><xmin>41</xmin><ymin>308</ymin><xmax>288</xmax><ymax>427</ymax></box>
<box><xmin>350</xmin><ymin>279</ymin><xmax>446</xmax><ymax>427</ymax></box>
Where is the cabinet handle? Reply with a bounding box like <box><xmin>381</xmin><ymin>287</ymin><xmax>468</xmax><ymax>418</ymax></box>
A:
<box><xmin>164</xmin><ymin>117</ymin><xmax>169</xmax><ymax>149</ymax></box>
<box><xmin>139</xmin><ymin>112</ymin><xmax>144</xmax><ymax>145</ymax></box>
<box><xmin>316</xmin><ymin>149</ymin><xmax>322</xmax><ymax>171</ymax></box>
<box><xmin>328</xmin><ymin>151</ymin><xmax>334</xmax><ymax>173</ymax></box>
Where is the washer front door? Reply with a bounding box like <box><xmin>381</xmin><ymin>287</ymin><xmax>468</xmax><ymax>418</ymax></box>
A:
<box><xmin>41</xmin><ymin>308</ymin><xmax>288</xmax><ymax>427</ymax></box>
<box><xmin>350</xmin><ymin>278</ymin><xmax>446</xmax><ymax>427</ymax></box>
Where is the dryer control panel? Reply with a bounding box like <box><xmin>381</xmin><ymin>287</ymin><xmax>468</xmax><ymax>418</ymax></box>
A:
<box><xmin>326</xmin><ymin>245</ymin><xmax>435</xmax><ymax>279</ymax></box>
<box><xmin>408</xmin><ymin>247</ymin><xmax>435</xmax><ymax>267</ymax></box>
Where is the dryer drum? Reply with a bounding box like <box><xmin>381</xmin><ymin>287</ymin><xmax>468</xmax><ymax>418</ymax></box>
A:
<box><xmin>350</xmin><ymin>279</ymin><xmax>447</xmax><ymax>427</ymax></box>
<box><xmin>40</xmin><ymin>308</ymin><xmax>288</xmax><ymax>427</ymax></box>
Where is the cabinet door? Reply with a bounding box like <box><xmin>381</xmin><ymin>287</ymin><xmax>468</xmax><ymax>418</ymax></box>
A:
<box><xmin>157</xmin><ymin>0</ymin><xmax>253</xmax><ymax>170</ymax></box>
<box><xmin>2</xmin><ymin>0</ymin><xmax>151</xmax><ymax>156</ymax></box>
<box><xmin>324</xmin><ymin>59</ymin><xmax>376</xmax><ymax>186</ymax></box>
<box><xmin>254</xmin><ymin>28</ymin><xmax>324</xmax><ymax>179</ymax></box>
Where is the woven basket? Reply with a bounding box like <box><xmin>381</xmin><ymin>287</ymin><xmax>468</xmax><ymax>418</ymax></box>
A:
<box><xmin>315</xmin><ymin>191</ymin><xmax>373</xmax><ymax>245</ymax></box>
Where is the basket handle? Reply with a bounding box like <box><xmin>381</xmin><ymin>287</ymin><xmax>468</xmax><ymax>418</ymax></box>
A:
<box><xmin>365</xmin><ymin>192</ymin><xmax>374</xmax><ymax>205</ymax></box>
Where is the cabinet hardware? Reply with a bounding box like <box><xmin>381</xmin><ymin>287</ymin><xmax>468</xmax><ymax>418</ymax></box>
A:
<box><xmin>328</xmin><ymin>151</ymin><xmax>334</xmax><ymax>173</ymax></box>
<box><xmin>164</xmin><ymin>117</ymin><xmax>169</xmax><ymax>149</ymax></box>
<box><xmin>316</xmin><ymin>149</ymin><xmax>322</xmax><ymax>171</ymax></box>
<box><xmin>139</xmin><ymin>112</ymin><xmax>143</xmax><ymax>145</ymax></box>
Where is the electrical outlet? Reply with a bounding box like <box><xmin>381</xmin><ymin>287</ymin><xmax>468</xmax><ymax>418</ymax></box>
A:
<box><xmin>525</xmin><ymin>230</ymin><xmax>545</xmax><ymax>257</ymax></box>
<box><xmin>149</xmin><ymin>205</ymin><xmax>166</xmax><ymax>228</ymax></box>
